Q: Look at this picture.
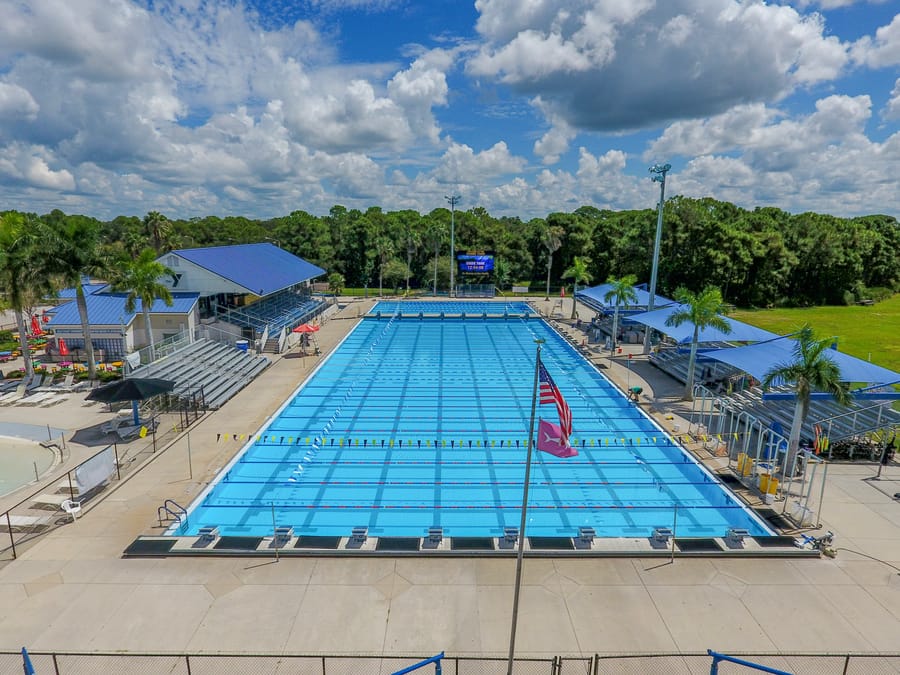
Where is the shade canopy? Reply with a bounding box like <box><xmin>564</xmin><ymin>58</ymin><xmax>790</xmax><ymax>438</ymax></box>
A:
<box><xmin>577</xmin><ymin>284</ymin><xmax>672</xmax><ymax>310</ymax></box>
<box><xmin>292</xmin><ymin>323</ymin><xmax>320</xmax><ymax>333</ymax></box>
<box><xmin>627</xmin><ymin>304</ymin><xmax>779</xmax><ymax>344</ymax></box>
<box><xmin>702</xmin><ymin>336</ymin><xmax>900</xmax><ymax>386</ymax></box>
<box><xmin>86</xmin><ymin>377</ymin><xmax>176</xmax><ymax>403</ymax></box>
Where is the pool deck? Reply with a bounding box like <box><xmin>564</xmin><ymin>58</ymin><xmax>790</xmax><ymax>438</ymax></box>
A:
<box><xmin>1</xmin><ymin>297</ymin><xmax>900</xmax><ymax>658</ymax></box>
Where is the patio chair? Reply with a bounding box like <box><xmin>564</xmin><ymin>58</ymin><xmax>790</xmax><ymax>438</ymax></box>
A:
<box><xmin>61</xmin><ymin>499</ymin><xmax>83</xmax><ymax>522</ymax></box>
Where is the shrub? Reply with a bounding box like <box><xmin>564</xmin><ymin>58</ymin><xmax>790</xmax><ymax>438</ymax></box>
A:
<box><xmin>842</xmin><ymin>290</ymin><xmax>856</xmax><ymax>306</ymax></box>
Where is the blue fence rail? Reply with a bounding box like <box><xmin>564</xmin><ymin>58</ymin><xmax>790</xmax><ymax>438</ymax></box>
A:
<box><xmin>709</xmin><ymin>649</ymin><xmax>793</xmax><ymax>674</ymax></box>
<box><xmin>392</xmin><ymin>651</ymin><xmax>443</xmax><ymax>675</ymax></box>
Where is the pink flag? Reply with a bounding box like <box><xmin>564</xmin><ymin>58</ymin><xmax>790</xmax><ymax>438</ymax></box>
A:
<box><xmin>537</xmin><ymin>419</ymin><xmax>578</xmax><ymax>458</ymax></box>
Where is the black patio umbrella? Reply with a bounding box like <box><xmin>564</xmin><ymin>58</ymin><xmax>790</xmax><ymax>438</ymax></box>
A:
<box><xmin>86</xmin><ymin>377</ymin><xmax>176</xmax><ymax>425</ymax></box>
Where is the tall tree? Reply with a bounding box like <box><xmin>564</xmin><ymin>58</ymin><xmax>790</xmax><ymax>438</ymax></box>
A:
<box><xmin>424</xmin><ymin>220</ymin><xmax>446</xmax><ymax>295</ymax></box>
<box><xmin>44</xmin><ymin>215</ymin><xmax>105</xmax><ymax>380</ymax></box>
<box><xmin>493</xmin><ymin>258</ymin><xmax>511</xmax><ymax>294</ymax></box>
<box><xmin>603</xmin><ymin>274</ymin><xmax>638</xmax><ymax>354</ymax></box>
<box><xmin>542</xmin><ymin>225</ymin><xmax>564</xmax><ymax>300</ymax></box>
<box><xmin>665</xmin><ymin>286</ymin><xmax>731</xmax><ymax>400</ymax></box>
<box><xmin>762</xmin><ymin>325</ymin><xmax>851</xmax><ymax>476</ymax></box>
<box><xmin>0</xmin><ymin>213</ymin><xmax>49</xmax><ymax>380</ymax></box>
<box><xmin>562</xmin><ymin>256</ymin><xmax>593</xmax><ymax>319</ymax></box>
<box><xmin>374</xmin><ymin>236</ymin><xmax>394</xmax><ymax>297</ymax></box>
<box><xmin>142</xmin><ymin>211</ymin><xmax>173</xmax><ymax>254</ymax></box>
<box><xmin>109</xmin><ymin>249</ymin><xmax>175</xmax><ymax>361</ymax></box>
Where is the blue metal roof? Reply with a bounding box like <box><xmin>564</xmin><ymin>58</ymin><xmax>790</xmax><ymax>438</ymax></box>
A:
<box><xmin>577</xmin><ymin>283</ymin><xmax>672</xmax><ymax>309</ymax></box>
<box><xmin>56</xmin><ymin>283</ymin><xmax>109</xmax><ymax>298</ymax></box>
<box><xmin>47</xmin><ymin>292</ymin><xmax>199</xmax><ymax>327</ymax></box>
<box><xmin>626</xmin><ymin>304</ymin><xmax>780</xmax><ymax>344</ymax></box>
<box><xmin>703</xmin><ymin>336</ymin><xmax>900</xmax><ymax>386</ymax></box>
<box><xmin>171</xmin><ymin>243</ymin><xmax>325</xmax><ymax>296</ymax></box>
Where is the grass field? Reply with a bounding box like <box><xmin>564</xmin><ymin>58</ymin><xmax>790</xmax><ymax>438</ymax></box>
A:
<box><xmin>731</xmin><ymin>295</ymin><xmax>900</xmax><ymax>374</ymax></box>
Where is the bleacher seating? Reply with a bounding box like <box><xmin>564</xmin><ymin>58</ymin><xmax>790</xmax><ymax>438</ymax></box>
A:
<box><xmin>219</xmin><ymin>292</ymin><xmax>323</xmax><ymax>335</ymax></box>
<box><xmin>129</xmin><ymin>338</ymin><xmax>269</xmax><ymax>409</ymax></box>
<box><xmin>649</xmin><ymin>344</ymin><xmax>743</xmax><ymax>387</ymax></box>
<box><xmin>718</xmin><ymin>383</ymin><xmax>900</xmax><ymax>444</ymax></box>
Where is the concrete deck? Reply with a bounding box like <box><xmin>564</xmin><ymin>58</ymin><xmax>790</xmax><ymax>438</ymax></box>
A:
<box><xmin>1</xmin><ymin>298</ymin><xmax>899</xmax><ymax>660</ymax></box>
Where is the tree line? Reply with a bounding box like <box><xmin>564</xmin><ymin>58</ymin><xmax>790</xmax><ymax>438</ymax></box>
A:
<box><xmin>5</xmin><ymin>196</ymin><xmax>899</xmax><ymax>307</ymax></box>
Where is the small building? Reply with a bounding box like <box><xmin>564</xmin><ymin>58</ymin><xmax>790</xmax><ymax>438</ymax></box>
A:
<box><xmin>45</xmin><ymin>286</ymin><xmax>200</xmax><ymax>361</ymax></box>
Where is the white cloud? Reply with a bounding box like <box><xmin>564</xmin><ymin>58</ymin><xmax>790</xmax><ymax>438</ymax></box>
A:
<box><xmin>0</xmin><ymin>82</ymin><xmax>39</xmax><ymax>123</ymax></box>
<box><xmin>433</xmin><ymin>141</ymin><xmax>526</xmax><ymax>184</ymax></box>
<box><xmin>886</xmin><ymin>78</ymin><xmax>900</xmax><ymax>120</ymax></box>
<box><xmin>851</xmin><ymin>13</ymin><xmax>900</xmax><ymax>68</ymax></box>
<box><xmin>468</xmin><ymin>0</ymin><xmax>850</xmax><ymax>131</ymax></box>
<box><xmin>0</xmin><ymin>143</ymin><xmax>75</xmax><ymax>191</ymax></box>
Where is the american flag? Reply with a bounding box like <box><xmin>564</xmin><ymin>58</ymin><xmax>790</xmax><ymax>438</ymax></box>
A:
<box><xmin>538</xmin><ymin>361</ymin><xmax>572</xmax><ymax>444</ymax></box>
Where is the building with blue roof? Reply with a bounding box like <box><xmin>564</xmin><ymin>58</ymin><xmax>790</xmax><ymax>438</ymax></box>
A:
<box><xmin>157</xmin><ymin>243</ymin><xmax>325</xmax><ymax>317</ymax></box>
<box><xmin>43</xmin><ymin>243</ymin><xmax>326</xmax><ymax>362</ymax></box>
<box><xmin>156</xmin><ymin>243</ymin><xmax>327</xmax><ymax>341</ymax></box>
<box><xmin>45</xmin><ymin>286</ymin><xmax>200</xmax><ymax>360</ymax></box>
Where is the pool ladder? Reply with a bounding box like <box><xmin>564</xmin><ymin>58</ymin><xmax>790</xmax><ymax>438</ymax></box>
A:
<box><xmin>157</xmin><ymin>499</ymin><xmax>187</xmax><ymax>528</ymax></box>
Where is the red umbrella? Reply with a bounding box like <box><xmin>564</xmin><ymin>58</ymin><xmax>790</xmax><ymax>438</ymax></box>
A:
<box><xmin>292</xmin><ymin>323</ymin><xmax>320</xmax><ymax>333</ymax></box>
<box><xmin>58</xmin><ymin>338</ymin><xmax>69</xmax><ymax>357</ymax></box>
<box><xmin>30</xmin><ymin>315</ymin><xmax>43</xmax><ymax>336</ymax></box>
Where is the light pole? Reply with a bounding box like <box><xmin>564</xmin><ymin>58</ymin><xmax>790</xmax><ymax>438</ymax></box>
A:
<box><xmin>642</xmin><ymin>163</ymin><xmax>671</xmax><ymax>354</ymax></box>
<box><xmin>446</xmin><ymin>195</ymin><xmax>460</xmax><ymax>297</ymax></box>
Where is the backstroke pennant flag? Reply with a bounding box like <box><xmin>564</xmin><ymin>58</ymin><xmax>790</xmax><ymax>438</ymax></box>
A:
<box><xmin>537</xmin><ymin>361</ymin><xmax>575</xmax><ymax>456</ymax></box>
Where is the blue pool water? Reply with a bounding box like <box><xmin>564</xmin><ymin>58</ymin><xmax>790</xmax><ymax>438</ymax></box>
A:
<box><xmin>370</xmin><ymin>300</ymin><xmax>536</xmax><ymax>315</ymax></box>
<box><xmin>176</xmin><ymin>303</ymin><xmax>771</xmax><ymax>539</ymax></box>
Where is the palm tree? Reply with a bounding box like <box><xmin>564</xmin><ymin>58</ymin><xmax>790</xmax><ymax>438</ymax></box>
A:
<box><xmin>375</xmin><ymin>237</ymin><xmax>394</xmax><ymax>297</ymax></box>
<box><xmin>142</xmin><ymin>211</ymin><xmax>173</xmax><ymax>254</ymax></box>
<box><xmin>665</xmin><ymin>286</ymin><xmax>731</xmax><ymax>401</ymax></box>
<box><xmin>109</xmin><ymin>249</ymin><xmax>175</xmax><ymax>361</ymax></box>
<box><xmin>425</xmin><ymin>222</ymin><xmax>445</xmax><ymax>295</ymax></box>
<box><xmin>562</xmin><ymin>256</ymin><xmax>593</xmax><ymax>319</ymax></box>
<box><xmin>762</xmin><ymin>324</ymin><xmax>851</xmax><ymax>476</ymax></box>
<box><xmin>327</xmin><ymin>272</ymin><xmax>345</xmax><ymax>303</ymax></box>
<box><xmin>405</xmin><ymin>231</ymin><xmax>419</xmax><ymax>296</ymax></box>
<box><xmin>542</xmin><ymin>225</ymin><xmax>564</xmax><ymax>300</ymax></box>
<box><xmin>602</xmin><ymin>275</ymin><xmax>638</xmax><ymax>354</ymax></box>
<box><xmin>493</xmin><ymin>258</ymin><xmax>511</xmax><ymax>294</ymax></box>
<box><xmin>44</xmin><ymin>215</ymin><xmax>104</xmax><ymax>380</ymax></box>
<box><xmin>0</xmin><ymin>213</ymin><xmax>51</xmax><ymax>381</ymax></box>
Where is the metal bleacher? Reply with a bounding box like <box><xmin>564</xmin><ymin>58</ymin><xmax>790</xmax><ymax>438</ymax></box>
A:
<box><xmin>718</xmin><ymin>383</ymin><xmax>900</xmax><ymax>446</ymax></box>
<box><xmin>218</xmin><ymin>293</ymin><xmax>323</xmax><ymax>336</ymax></box>
<box><xmin>129</xmin><ymin>338</ymin><xmax>270</xmax><ymax>410</ymax></box>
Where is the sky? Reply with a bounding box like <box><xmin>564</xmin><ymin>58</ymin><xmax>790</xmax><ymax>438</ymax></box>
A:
<box><xmin>0</xmin><ymin>0</ymin><xmax>898</xmax><ymax>221</ymax></box>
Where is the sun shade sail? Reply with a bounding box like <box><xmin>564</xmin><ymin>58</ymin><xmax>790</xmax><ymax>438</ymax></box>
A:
<box><xmin>702</xmin><ymin>336</ymin><xmax>900</xmax><ymax>385</ymax></box>
<box><xmin>626</xmin><ymin>305</ymin><xmax>780</xmax><ymax>344</ymax></box>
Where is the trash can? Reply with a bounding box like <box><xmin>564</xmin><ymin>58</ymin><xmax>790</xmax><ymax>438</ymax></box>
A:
<box><xmin>235</xmin><ymin>339</ymin><xmax>249</xmax><ymax>353</ymax></box>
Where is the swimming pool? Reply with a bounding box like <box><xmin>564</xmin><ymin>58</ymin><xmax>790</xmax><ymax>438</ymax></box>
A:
<box><xmin>176</xmin><ymin>303</ymin><xmax>772</xmax><ymax>539</ymax></box>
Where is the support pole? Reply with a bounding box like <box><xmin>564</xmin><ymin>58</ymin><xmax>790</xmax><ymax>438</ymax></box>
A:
<box><xmin>506</xmin><ymin>339</ymin><xmax>544</xmax><ymax>675</ymax></box>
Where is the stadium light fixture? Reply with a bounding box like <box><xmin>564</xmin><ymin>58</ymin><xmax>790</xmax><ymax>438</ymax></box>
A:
<box><xmin>446</xmin><ymin>195</ymin><xmax>461</xmax><ymax>297</ymax></box>
<box><xmin>643</xmin><ymin>163</ymin><xmax>671</xmax><ymax>354</ymax></box>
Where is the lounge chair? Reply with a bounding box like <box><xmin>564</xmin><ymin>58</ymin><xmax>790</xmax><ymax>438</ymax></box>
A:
<box><xmin>116</xmin><ymin>421</ymin><xmax>157</xmax><ymax>441</ymax></box>
<box><xmin>0</xmin><ymin>514</ymin><xmax>53</xmax><ymax>533</ymax></box>
<box><xmin>17</xmin><ymin>391</ymin><xmax>56</xmax><ymax>407</ymax></box>
<box><xmin>32</xmin><ymin>493</ymin><xmax>68</xmax><ymax>509</ymax></box>
<box><xmin>38</xmin><ymin>393</ymin><xmax>69</xmax><ymax>407</ymax></box>
<box><xmin>0</xmin><ymin>378</ymin><xmax>30</xmax><ymax>405</ymax></box>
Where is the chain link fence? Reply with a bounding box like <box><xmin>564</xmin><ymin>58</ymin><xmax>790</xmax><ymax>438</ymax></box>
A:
<box><xmin>2</xmin><ymin>652</ymin><xmax>899</xmax><ymax>674</ymax></box>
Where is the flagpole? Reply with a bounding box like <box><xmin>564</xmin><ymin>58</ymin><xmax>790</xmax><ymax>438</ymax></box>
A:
<box><xmin>507</xmin><ymin>338</ymin><xmax>544</xmax><ymax>675</ymax></box>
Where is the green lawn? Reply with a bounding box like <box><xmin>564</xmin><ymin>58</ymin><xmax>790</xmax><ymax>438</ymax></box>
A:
<box><xmin>730</xmin><ymin>295</ymin><xmax>900</xmax><ymax>373</ymax></box>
